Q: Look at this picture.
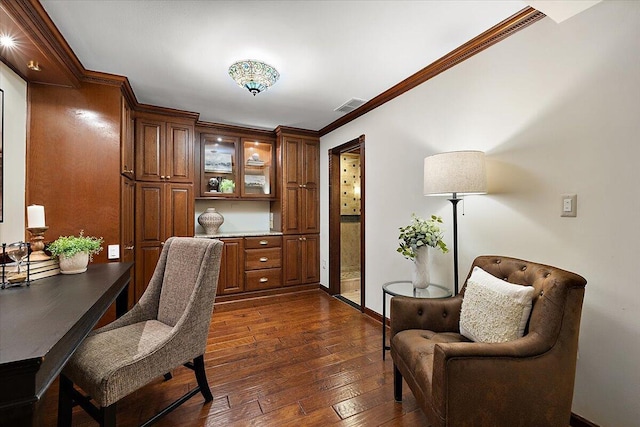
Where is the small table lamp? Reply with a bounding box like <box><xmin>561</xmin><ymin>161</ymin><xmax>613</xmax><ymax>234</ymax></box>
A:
<box><xmin>424</xmin><ymin>151</ymin><xmax>487</xmax><ymax>294</ymax></box>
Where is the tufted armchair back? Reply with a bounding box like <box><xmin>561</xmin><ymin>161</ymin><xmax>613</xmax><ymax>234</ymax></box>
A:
<box><xmin>463</xmin><ymin>255</ymin><xmax>587</xmax><ymax>354</ymax></box>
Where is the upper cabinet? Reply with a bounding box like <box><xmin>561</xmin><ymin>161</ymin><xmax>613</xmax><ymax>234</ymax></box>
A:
<box><xmin>276</xmin><ymin>129</ymin><xmax>320</xmax><ymax>234</ymax></box>
<box><xmin>135</xmin><ymin>114</ymin><xmax>194</xmax><ymax>183</ymax></box>
<box><xmin>198</xmin><ymin>126</ymin><xmax>276</xmax><ymax>199</ymax></box>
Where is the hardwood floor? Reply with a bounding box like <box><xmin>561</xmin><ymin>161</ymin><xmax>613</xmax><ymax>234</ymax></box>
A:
<box><xmin>37</xmin><ymin>290</ymin><xmax>428</xmax><ymax>426</ymax></box>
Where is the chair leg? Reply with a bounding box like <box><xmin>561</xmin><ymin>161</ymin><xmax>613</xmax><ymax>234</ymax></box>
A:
<box><xmin>193</xmin><ymin>355</ymin><xmax>213</xmax><ymax>402</ymax></box>
<box><xmin>100</xmin><ymin>404</ymin><xmax>116</xmax><ymax>427</ymax></box>
<box><xmin>57</xmin><ymin>374</ymin><xmax>73</xmax><ymax>427</ymax></box>
<box><xmin>163</xmin><ymin>372</ymin><xmax>173</xmax><ymax>381</ymax></box>
<box><xmin>394</xmin><ymin>364</ymin><xmax>403</xmax><ymax>402</ymax></box>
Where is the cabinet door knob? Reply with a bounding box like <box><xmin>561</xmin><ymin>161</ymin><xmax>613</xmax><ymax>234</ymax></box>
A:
<box><xmin>160</xmin><ymin>241</ymin><xmax>165</xmax><ymax>246</ymax></box>
<box><xmin>160</xmin><ymin>175</ymin><xmax>166</xmax><ymax>179</ymax></box>
<box><xmin>129</xmin><ymin>169</ymin><xmax>134</xmax><ymax>174</ymax></box>
<box><xmin>259</xmin><ymin>257</ymin><xmax>268</xmax><ymax>262</ymax></box>
<box><xmin>302</xmin><ymin>237</ymin><xmax>307</xmax><ymax>241</ymax></box>
<box><xmin>259</xmin><ymin>240</ymin><xmax>268</xmax><ymax>245</ymax></box>
<box><xmin>165</xmin><ymin>176</ymin><xmax>170</xmax><ymax>180</ymax></box>
<box><xmin>259</xmin><ymin>277</ymin><xmax>268</xmax><ymax>283</ymax></box>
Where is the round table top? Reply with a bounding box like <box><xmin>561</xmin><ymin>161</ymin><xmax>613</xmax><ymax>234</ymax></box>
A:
<box><xmin>383</xmin><ymin>280</ymin><xmax>452</xmax><ymax>299</ymax></box>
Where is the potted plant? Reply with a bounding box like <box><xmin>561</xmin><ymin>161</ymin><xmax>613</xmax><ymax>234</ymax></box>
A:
<box><xmin>48</xmin><ymin>231</ymin><xmax>104</xmax><ymax>274</ymax></box>
<box><xmin>219</xmin><ymin>179</ymin><xmax>235</xmax><ymax>193</ymax></box>
<box><xmin>397</xmin><ymin>214</ymin><xmax>448</xmax><ymax>288</ymax></box>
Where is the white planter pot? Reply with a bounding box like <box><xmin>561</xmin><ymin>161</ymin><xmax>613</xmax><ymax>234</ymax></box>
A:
<box><xmin>59</xmin><ymin>252</ymin><xmax>89</xmax><ymax>274</ymax></box>
<box><xmin>411</xmin><ymin>246</ymin><xmax>430</xmax><ymax>289</ymax></box>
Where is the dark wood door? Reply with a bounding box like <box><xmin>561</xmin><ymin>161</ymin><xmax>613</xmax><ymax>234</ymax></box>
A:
<box><xmin>165</xmin><ymin>183</ymin><xmax>194</xmax><ymax>238</ymax></box>
<box><xmin>303</xmin><ymin>234</ymin><xmax>320</xmax><ymax>284</ymax></box>
<box><xmin>217</xmin><ymin>238</ymin><xmax>244</xmax><ymax>295</ymax></box>
<box><xmin>166</xmin><ymin>122</ymin><xmax>193</xmax><ymax>183</ymax></box>
<box><xmin>120</xmin><ymin>97</ymin><xmax>135</xmax><ymax>179</ymax></box>
<box><xmin>135</xmin><ymin>118</ymin><xmax>165</xmax><ymax>182</ymax></box>
<box><xmin>121</xmin><ymin>176</ymin><xmax>135</xmax><ymax>308</ymax></box>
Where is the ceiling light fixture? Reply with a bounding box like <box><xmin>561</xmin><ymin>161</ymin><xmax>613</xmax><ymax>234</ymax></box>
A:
<box><xmin>27</xmin><ymin>60</ymin><xmax>41</xmax><ymax>71</ymax></box>
<box><xmin>0</xmin><ymin>35</ymin><xmax>16</xmax><ymax>48</ymax></box>
<box><xmin>228</xmin><ymin>60</ymin><xmax>279</xmax><ymax>96</ymax></box>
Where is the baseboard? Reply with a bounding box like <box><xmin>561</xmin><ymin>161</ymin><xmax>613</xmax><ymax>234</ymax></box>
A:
<box><xmin>571</xmin><ymin>413</ymin><xmax>599</xmax><ymax>427</ymax></box>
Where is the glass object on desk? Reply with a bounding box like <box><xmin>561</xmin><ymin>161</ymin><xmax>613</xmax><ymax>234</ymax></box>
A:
<box><xmin>242</xmin><ymin>139</ymin><xmax>273</xmax><ymax>197</ymax></box>
<box><xmin>201</xmin><ymin>135</ymin><xmax>238</xmax><ymax>197</ymax></box>
<box><xmin>7</xmin><ymin>241</ymin><xmax>29</xmax><ymax>274</ymax></box>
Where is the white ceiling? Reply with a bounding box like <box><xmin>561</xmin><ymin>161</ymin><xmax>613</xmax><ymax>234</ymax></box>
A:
<box><xmin>40</xmin><ymin>1</ymin><xmax>529</xmax><ymax>131</ymax></box>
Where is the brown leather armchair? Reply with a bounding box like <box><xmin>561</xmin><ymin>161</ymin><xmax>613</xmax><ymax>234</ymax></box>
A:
<box><xmin>391</xmin><ymin>255</ymin><xmax>587</xmax><ymax>427</ymax></box>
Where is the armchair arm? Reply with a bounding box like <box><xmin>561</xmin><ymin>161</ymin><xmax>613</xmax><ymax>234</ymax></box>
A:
<box><xmin>390</xmin><ymin>295</ymin><xmax>463</xmax><ymax>340</ymax></box>
<box><xmin>430</xmin><ymin>334</ymin><xmax>565</xmax><ymax>425</ymax></box>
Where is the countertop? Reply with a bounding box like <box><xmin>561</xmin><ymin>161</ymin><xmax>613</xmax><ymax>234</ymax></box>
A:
<box><xmin>195</xmin><ymin>231</ymin><xmax>283</xmax><ymax>239</ymax></box>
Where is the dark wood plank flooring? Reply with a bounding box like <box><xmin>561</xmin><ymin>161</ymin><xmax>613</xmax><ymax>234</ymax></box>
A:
<box><xmin>37</xmin><ymin>290</ymin><xmax>427</xmax><ymax>426</ymax></box>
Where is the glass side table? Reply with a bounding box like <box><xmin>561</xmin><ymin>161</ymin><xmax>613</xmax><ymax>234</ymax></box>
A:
<box><xmin>382</xmin><ymin>280</ymin><xmax>452</xmax><ymax>360</ymax></box>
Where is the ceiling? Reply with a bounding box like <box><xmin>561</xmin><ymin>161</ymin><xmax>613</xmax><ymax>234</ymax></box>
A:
<box><xmin>39</xmin><ymin>1</ymin><xmax>530</xmax><ymax>131</ymax></box>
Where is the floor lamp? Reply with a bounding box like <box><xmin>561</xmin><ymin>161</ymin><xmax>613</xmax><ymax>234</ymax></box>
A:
<box><xmin>423</xmin><ymin>151</ymin><xmax>487</xmax><ymax>294</ymax></box>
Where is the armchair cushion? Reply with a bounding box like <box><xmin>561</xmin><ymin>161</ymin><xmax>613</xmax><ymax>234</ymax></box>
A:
<box><xmin>459</xmin><ymin>266</ymin><xmax>536</xmax><ymax>343</ymax></box>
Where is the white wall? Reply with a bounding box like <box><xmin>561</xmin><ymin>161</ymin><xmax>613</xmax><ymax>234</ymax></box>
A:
<box><xmin>0</xmin><ymin>62</ymin><xmax>27</xmax><ymax>244</ymax></box>
<box><xmin>320</xmin><ymin>2</ymin><xmax>640</xmax><ymax>425</ymax></box>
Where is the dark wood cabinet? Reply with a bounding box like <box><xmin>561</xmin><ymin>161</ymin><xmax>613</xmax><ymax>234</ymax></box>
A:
<box><xmin>217</xmin><ymin>238</ymin><xmax>244</xmax><ymax>295</ymax></box>
<box><xmin>120</xmin><ymin>176</ymin><xmax>135</xmax><ymax>309</ymax></box>
<box><xmin>134</xmin><ymin>181</ymin><xmax>194</xmax><ymax>300</ymax></box>
<box><xmin>279</xmin><ymin>133</ymin><xmax>320</xmax><ymax>234</ymax></box>
<box><xmin>283</xmin><ymin>234</ymin><xmax>320</xmax><ymax>286</ymax></box>
<box><xmin>198</xmin><ymin>128</ymin><xmax>276</xmax><ymax>200</ymax></box>
<box><xmin>135</xmin><ymin>115</ymin><xmax>194</xmax><ymax>183</ymax></box>
<box><xmin>244</xmin><ymin>236</ymin><xmax>282</xmax><ymax>291</ymax></box>
<box><xmin>120</xmin><ymin>97</ymin><xmax>135</xmax><ymax>179</ymax></box>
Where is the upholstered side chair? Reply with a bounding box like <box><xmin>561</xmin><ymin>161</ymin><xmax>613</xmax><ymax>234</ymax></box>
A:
<box><xmin>391</xmin><ymin>255</ymin><xmax>587</xmax><ymax>427</ymax></box>
<box><xmin>58</xmin><ymin>237</ymin><xmax>223</xmax><ymax>427</ymax></box>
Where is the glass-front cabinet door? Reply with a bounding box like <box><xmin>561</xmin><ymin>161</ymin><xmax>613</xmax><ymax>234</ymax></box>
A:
<box><xmin>201</xmin><ymin>134</ymin><xmax>238</xmax><ymax>197</ymax></box>
<box><xmin>241</xmin><ymin>138</ymin><xmax>274</xmax><ymax>198</ymax></box>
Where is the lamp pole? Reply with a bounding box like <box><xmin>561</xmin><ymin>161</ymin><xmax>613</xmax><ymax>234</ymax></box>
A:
<box><xmin>448</xmin><ymin>193</ymin><xmax>461</xmax><ymax>295</ymax></box>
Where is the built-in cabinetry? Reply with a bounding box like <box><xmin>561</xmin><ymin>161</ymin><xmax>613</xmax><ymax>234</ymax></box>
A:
<box><xmin>198</xmin><ymin>125</ymin><xmax>276</xmax><ymax>200</ymax></box>
<box><xmin>273</xmin><ymin>127</ymin><xmax>321</xmax><ymax>290</ymax></box>
<box><xmin>244</xmin><ymin>236</ymin><xmax>282</xmax><ymax>291</ymax></box>
<box><xmin>120</xmin><ymin>96</ymin><xmax>135</xmax><ymax>309</ymax></box>
<box><xmin>132</xmin><ymin>111</ymin><xmax>196</xmax><ymax>300</ymax></box>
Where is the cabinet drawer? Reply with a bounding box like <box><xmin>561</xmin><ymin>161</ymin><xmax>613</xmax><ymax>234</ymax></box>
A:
<box><xmin>245</xmin><ymin>248</ymin><xmax>281</xmax><ymax>270</ymax></box>
<box><xmin>245</xmin><ymin>268</ymin><xmax>282</xmax><ymax>291</ymax></box>
<box><xmin>244</xmin><ymin>236</ymin><xmax>282</xmax><ymax>249</ymax></box>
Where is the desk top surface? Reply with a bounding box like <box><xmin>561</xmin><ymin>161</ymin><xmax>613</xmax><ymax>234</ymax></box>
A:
<box><xmin>0</xmin><ymin>262</ymin><xmax>132</xmax><ymax>365</ymax></box>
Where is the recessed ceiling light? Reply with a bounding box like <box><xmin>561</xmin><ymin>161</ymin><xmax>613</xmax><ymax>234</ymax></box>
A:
<box><xmin>0</xmin><ymin>35</ymin><xmax>16</xmax><ymax>48</ymax></box>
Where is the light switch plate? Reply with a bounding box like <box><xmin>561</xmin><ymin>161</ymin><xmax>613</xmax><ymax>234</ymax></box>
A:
<box><xmin>561</xmin><ymin>194</ymin><xmax>577</xmax><ymax>217</ymax></box>
<box><xmin>108</xmin><ymin>244</ymin><xmax>120</xmax><ymax>259</ymax></box>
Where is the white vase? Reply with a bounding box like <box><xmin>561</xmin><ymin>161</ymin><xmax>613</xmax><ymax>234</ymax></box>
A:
<box><xmin>411</xmin><ymin>246</ymin><xmax>430</xmax><ymax>289</ymax></box>
<box><xmin>59</xmin><ymin>252</ymin><xmax>89</xmax><ymax>274</ymax></box>
<box><xmin>198</xmin><ymin>207</ymin><xmax>224</xmax><ymax>235</ymax></box>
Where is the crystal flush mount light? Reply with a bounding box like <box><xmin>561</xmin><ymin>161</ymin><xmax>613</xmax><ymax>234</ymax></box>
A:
<box><xmin>228</xmin><ymin>60</ymin><xmax>280</xmax><ymax>96</ymax></box>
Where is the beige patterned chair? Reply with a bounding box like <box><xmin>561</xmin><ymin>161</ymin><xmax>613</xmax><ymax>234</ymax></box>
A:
<box><xmin>58</xmin><ymin>237</ymin><xmax>223</xmax><ymax>427</ymax></box>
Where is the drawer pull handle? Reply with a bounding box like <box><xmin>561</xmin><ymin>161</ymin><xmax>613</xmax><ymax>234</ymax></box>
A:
<box><xmin>259</xmin><ymin>257</ymin><xmax>268</xmax><ymax>262</ymax></box>
<box><xmin>259</xmin><ymin>277</ymin><xmax>268</xmax><ymax>283</ymax></box>
<box><xmin>259</xmin><ymin>240</ymin><xmax>268</xmax><ymax>245</ymax></box>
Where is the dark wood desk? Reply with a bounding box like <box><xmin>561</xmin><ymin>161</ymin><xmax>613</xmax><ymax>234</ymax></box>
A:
<box><xmin>0</xmin><ymin>262</ymin><xmax>132</xmax><ymax>426</ymax></box>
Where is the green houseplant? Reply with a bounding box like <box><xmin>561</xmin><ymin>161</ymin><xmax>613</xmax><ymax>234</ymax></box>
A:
<box><xmin>397</xmin><ymin>214</ymin><xmax>448</xmax><ymax>289</ymax></box>
<box><xmin>48</xmin><ymin>231</ymin><xmax>103</xmax><ymax>274</ymax></box>
<box><xmin>219</xmin><ymin>179</ymin><xmax>235</xmax><ymax>193</ymax></box>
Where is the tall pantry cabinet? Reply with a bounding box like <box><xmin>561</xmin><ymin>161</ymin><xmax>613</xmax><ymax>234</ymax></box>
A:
<box><xmin>274</xmin><ymin>127</ymin><xmax>321</xmax><ymax>287</ymax></box>
<box><xmin>133</xmin><ymin>111</ymin><xmax>196</xmax><ymax>301</ymax></box>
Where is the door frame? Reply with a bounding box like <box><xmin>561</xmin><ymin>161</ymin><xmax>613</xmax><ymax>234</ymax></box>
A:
<box><xmin>328</xmin><ymin>135</ymin><xmax>365</xmax><ymax>311</ymax></box>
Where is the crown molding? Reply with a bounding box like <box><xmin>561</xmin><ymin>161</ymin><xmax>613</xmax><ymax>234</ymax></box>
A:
<box><xmin>319</xmin><ymin>7</ymin><xmax>545</xmax><ymax>136</ymax></box>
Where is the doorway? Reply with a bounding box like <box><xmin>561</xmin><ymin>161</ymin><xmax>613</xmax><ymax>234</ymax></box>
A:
<box><xmin>329</xmin><ymin>135</ymin><xmax>365</xmax><ymax>311</ymax></box>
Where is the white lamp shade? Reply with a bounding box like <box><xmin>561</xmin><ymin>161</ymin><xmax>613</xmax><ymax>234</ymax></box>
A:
<box><xmin>424</xmin><ymin>151</ymin><xmax>487</xmax><ymax>196</ymax></box>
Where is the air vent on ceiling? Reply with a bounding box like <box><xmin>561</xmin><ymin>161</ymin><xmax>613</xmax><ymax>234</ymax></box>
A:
<box><xmin>334</xmin><ymin>98</ymin><xmax>366</xmax><ymax>113</ymax></box>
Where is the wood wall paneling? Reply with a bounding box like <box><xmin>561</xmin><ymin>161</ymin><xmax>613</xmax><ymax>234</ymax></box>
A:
<box><xmin>27</xmin><ymin>82</ymin><xmax>122</xmax><ymax>264</ymax></box>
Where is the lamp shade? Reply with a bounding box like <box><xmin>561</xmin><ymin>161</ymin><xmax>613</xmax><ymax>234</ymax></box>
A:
<box><xmin>424</xmin><ymin>151</ymin><xmax>487</xmax><ymax>196</ymax></box>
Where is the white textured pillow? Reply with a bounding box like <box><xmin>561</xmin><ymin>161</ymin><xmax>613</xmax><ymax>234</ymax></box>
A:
<box><xmin>459</xmin><ymin>266</ymin><xmax>536</xmax><ymax>343</ymax></box>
